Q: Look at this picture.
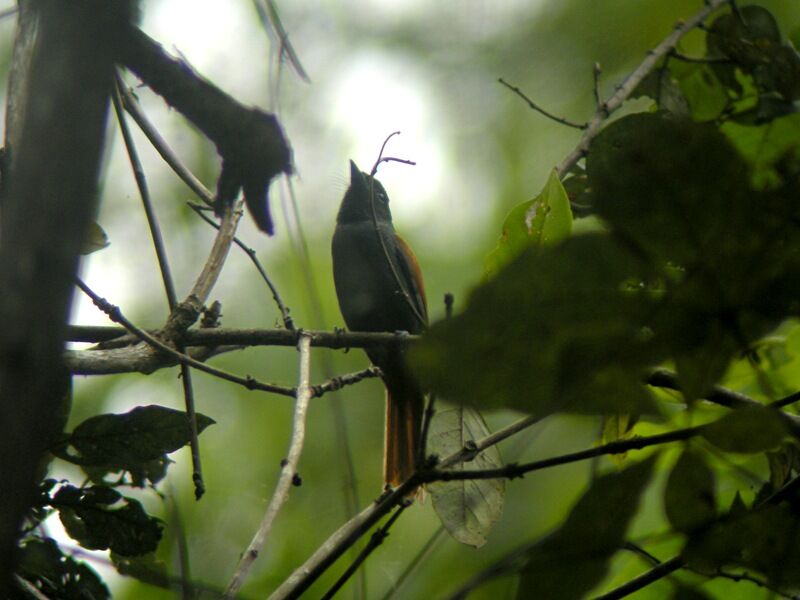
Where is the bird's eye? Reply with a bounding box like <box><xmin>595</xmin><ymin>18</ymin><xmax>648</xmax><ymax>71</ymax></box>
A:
<box><xmin>375</xmin><ymin>191</ymin><xmax>388</xmax><ymax>203</ymax></box>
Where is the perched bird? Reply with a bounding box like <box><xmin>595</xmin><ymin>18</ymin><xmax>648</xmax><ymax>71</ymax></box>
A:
<box><xmin>332</xmin><ymin>161</ymin><xmax>427</xmax><ymax>487</ymax></box>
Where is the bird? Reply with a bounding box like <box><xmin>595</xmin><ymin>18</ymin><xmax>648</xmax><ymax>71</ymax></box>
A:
<box><xmin>332</xmin><ymin>160</ymin><xmax>427</xmax><ymax>488</ymax></box>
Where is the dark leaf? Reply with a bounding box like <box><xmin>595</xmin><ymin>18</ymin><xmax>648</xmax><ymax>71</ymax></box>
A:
<box><xmin>16</xmin><ymin>537</ymin><xmax>110</xmax><ymax>600</ymax></box>
<box><xmin>111</xmin><ymin>552</ymin><xmax>170</xmax><ymax>589</ymax></box>
<box><xmin>631</xmin><ymin>68</ymin><xmax>691</xmax><ymax>117</ymax></box>
<box><xmin>54</xmin><ymin>485</ymin><xmax>163</xmax><ymax>557</ymax></box>
<box><xmin>428</xmin><ymin>403</ymin><xmax>505</xmax><ymax>548</ymax></box>
<box><xmin>702</xmin><ymin>406</ymin><xmax>788</xmax><ymax>453</ymax></box>
<box><xmin>65</xmin><ymin>405</ymin><xmax>214</xmax><ymax>486</ymax></box>
<box><xmin>684</xmin><ymin>503</ymin><xmax>800</xmax><ymax>587</ymax></box>
<box><xmin>412</xmin><ymin>233</ymin><xmax>659</xmax><ymax>416</ymax></box>
<box><xmin>664</xmin><ymin>449</ymin><xmax>716</xmax><ymax>533</ymax></box>
<box><xmin>516</xmin><ymin>457</ymin><xmax>657</xmax><ymax>600</ymax></box>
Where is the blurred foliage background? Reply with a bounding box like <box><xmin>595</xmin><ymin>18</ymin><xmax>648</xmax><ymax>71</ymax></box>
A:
<box><xmin>2</xmin><ymin>1</ymin><xmax>800</xmax><ymax>598</ymax></box>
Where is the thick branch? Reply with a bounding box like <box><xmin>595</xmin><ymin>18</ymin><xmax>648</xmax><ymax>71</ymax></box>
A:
<box><xmin>0</xmin><ymin>1</ymin><xmax>134</xmax><ymax>593</ymax></box>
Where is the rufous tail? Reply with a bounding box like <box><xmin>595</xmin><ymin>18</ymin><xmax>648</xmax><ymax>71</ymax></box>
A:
<box><xmin>384</xmin><ymin>383</ymin><xmax>424</xmax><ymax>488</ymax></box>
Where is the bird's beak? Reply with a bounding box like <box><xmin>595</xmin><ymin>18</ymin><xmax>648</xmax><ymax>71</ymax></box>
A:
<box><xmin>349</xmin><ymin>160</ymin><xmax>364</xmax><ymax>187</ymax></box>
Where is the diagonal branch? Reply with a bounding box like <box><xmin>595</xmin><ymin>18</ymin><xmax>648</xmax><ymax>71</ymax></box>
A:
<box><xmin>554</xmin><ymin>0</ymin><xmax>731</xmax><ymax>178</ymax></box>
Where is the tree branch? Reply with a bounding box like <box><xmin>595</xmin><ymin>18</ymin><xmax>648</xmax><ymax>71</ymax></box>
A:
<box><xmin>224</xmin><ymin>332</ymin><xmax>314</xmax><ymax>598</ymax></box>
<box><xmin>554</xmin><ymin>0</ymin><xmax>731</xmax><ymax>178</ymax></box>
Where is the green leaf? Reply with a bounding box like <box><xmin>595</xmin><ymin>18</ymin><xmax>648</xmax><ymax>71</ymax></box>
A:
<box><xmin>484</xmin><ymin>169</ymin><xmax>572</xmax><ymax>278</ymax></box>
<box><xmin>412</xmin><ymin>233</ymin><xmax>660</xmax><ymax>416</ymax></box>
<box><xmin>702</xmin><ymin>406</ymin><xmax>787</xmax><ymax>453</ymax></box>
<box><xmin>664</xmin><ymin>449</ymin><xmax>716</xmax><ymax>533</ymax></box>
<box><xmin>17</xmin><ymin>537</ymin><xmax>110</xmax><ymax>600</ymax></box>
<box><xmin>65</xmin><ymin>405</ymin><xmax>215</xmax><ymax>486</ymax></box>
<box><xmin>54</xmin><ymin>485</ymin><xmax>163</xmax><ymax>557</ymax></box>
<box><xmin>600</xmin><ymin>413</ymin><xmax>638</xmax><ymax>466</ymax></box>
<box><xmin>671</xmin><ymin>584</ymin><xmax>714</xmax><ymax>600</ymax></box>
<box><xmin>722</xmin><ymin>113</ymin><xmax>800</xmax><ymax>188</ymax></box>
<box><xmin>80</xmin><ymin>220</ymin><xmax>110</xmax><ymax>255</ymax></box>
<box><xmin>684</xmin><ymin>503</ymin><xmax>800</xmax><ymax>586</ymax></box>
<box><xmin>516</xmin><ymin>457</ymin><xmax>657</xmax><ymax>600</ymax></box>
<box><xmin>670</xmin><ymin>62</ymin><xmax>728</xmax><ymax>122</ymax></box>
<box><xmin>632</xmin><ymin>68</ymin><xmax>691</xmax><ymax>117</ymax></box>
<box><xmin>427</xmin><ymin>403</ymin><xmax>505</xmax><ymax>548</ymax></box>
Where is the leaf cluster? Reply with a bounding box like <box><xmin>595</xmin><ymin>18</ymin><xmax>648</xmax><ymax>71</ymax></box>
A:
<box><xmin>14</xmin><ymin>406</ymin><xmax>214</xmax><ymax>598</ymax></box>
<box><xmin>412</xmin><ymin>4</ymin><xmax>800</xmax><ymax>597</ymax></box>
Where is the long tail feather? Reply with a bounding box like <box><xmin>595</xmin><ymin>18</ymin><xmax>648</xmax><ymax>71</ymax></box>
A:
<box><xmin>384</xmin><ymin>384</ymin><xmax>424</xmax><ymax>487</ymax></box>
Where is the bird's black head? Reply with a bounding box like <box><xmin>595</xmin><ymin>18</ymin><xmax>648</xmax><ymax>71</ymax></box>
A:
<box><xmin>336</xmin><ymin>160</ymin><xmax>394</xmax><ymax>225</ymax></box>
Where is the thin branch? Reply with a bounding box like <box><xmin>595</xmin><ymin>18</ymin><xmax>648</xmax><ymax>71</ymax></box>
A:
<box><xmin>437</xmin><ymin>414</ymin><xmax>542</xmax><ymax>469</ymax></box>
<box><xmin>320</xmin><ymin>502</ymin><xmax>410</xmax><ymax>600</ymax></box>
<box><xmin>593</xmin><ymin>62</ymin><xmax>602</xmax><ymax>107</ymax></box>
<box><xmin>593</xmin><ymin>556</ymin><xmax>684</xmax><ymax>600</ymax></box>
<box><xmin>555</xmin><ymin>0</ymin><xmax>731</xmax><ymax>178</ymax></box>
<box><xmin>224</xmin><ymin>332</ymin><xmax>314</xmax><ymax>598</ymax></box>
<box><xmin>252</xmin><ymin>0</ymin><xmax>310</xmax><ymax>83</ymax></box>
<box><xmin>424</xmin><ymin>424</ymin><xmax>702</xmax><ymax>483</ymax></box>
<box><xmin>117</xmin><ymin>80</ymin><xmax>214</xmax><ymax>205</ymax></box>
<box><xmin>170</xmin><ymin>200</ymin><xmax>243</xmax><ymax>333</ymax></box>
<box><xmin>498</xmin><ymin>77</ymin><xmax>587</xmax><ymax>130</ymax></box>
<box><xmin>112</xmin><ymin>74</ymin><xmax>178</xmax><ymax>308</ymax></box>
<box><xmin>669</xmin><ymin>49</ymin><xmax>732</xmax><ymax>64</ymax></box>
<box><xmin>74</xmin><ymin>279</ymin><xmax>295</xmax><ymax>397</ymax></box>
<box><xmin>268</xmin><ymin>480</ymin><xmax>418</xmax><ymax>600</ymax></box>
<box><xmin>187</xmin><ymin>202</ymin><xmax>295</xmax><ymax>330</ymax></box>
<box><xmin>311</xmin><ymin>366</ymin><xmax>383</xmax><ymax>398</ymax></box>
<box><xmin>112</xmin><ymin>74</ymin><xmax>207</xmax><ymax>498</ymax></box>
<box><xmin>647</xmin><ymin>367</ymin><xmax>761</xmax><ymax>409</ymax></box>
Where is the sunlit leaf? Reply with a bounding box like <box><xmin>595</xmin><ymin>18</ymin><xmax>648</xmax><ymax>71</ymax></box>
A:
<box><xmin>428</xmin><ymin>403</ymin><xmax>505</xmax><ymax>548</ymax></box>
<box><xmin>484</xmin><ymin>169</ymin><xmax>572</xmax><ymax>278</ymax></box>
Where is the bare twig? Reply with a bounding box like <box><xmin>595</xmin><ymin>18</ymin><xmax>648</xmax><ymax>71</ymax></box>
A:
<box><xmin>555</xmin><ymin>0</ymin><xmax>731</xmax><ymax>178</ymax></box>
<box><xmin>593</xmin><ymin>62</ymin><xmax>602</xmax><ymax>107</ymax></box>
<box><xmin>224</xmin><ymin>332</ymin><xmax>314</xmax><ymax>598</ymax></box>
<box><xmin>74</xmin><ymin>279</ymin><xmax>295</xmax><ymax>397</ymax></box>
<box><xmin>252</xmin><ymin>0</ymin><xmax>310</xmax><ymax>83</ymax></box>
<box><xmin>593</xmin><ymin>556</ymin><xmax>684</xmax><ymax>600</ymax></box>
<box><xmin>498</xmin><ymin>77</ymin><xmax>587</xmax><ymax>130</ymax></box>
<box><xmin>268</xmin><ymin>480</ymin><xmax>418</xmax><ymax>600</ymax></box>
<box><xmin>311</xmin><ymin>366</ymin><xmax>382</xmax><ymax>398</ymax></box>
<box><xmin>187</xmin><ymin>202</ymin><xmax>295</xmax><ymax>329</ymax></box>
<box><xmin>113</xmin><ymin>74</ymin><xmax>207</xmax><ymax>498</ymax></box>
<box><xmin>117</xmin><ymin>81</ymin><xmax>214</xmax><ymax>206</ymax></box>
<box><xmin>426</xmin><ymin>424</ymin><xmax>702</xmax><ymax>483</ymax></box>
